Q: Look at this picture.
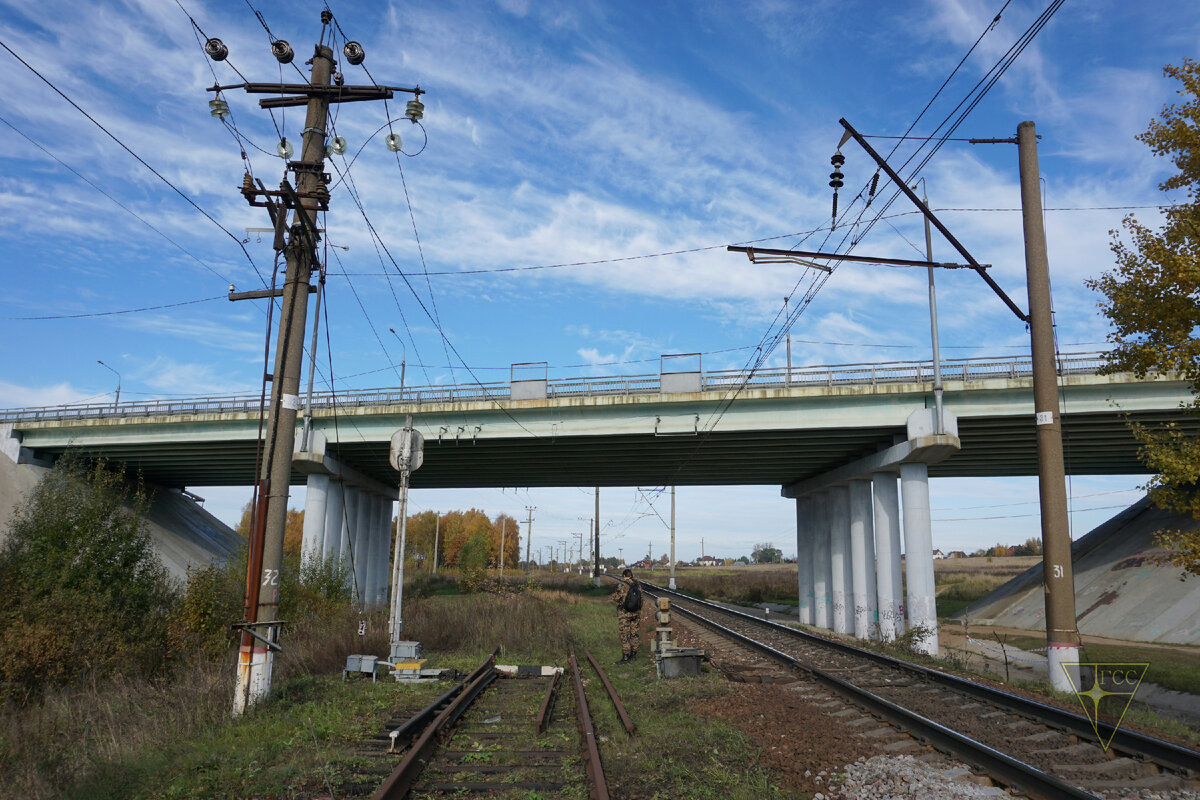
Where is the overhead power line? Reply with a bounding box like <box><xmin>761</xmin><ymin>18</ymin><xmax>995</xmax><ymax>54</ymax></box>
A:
<box><xmin>0</xmin><ymin>36</ymin><xmax>269</xmax><ymax>288</ymax></box>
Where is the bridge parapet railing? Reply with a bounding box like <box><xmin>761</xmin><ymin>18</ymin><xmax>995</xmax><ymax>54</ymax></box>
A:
<box><xmin>0</xmin><ymin>352</ymin><xmax>1113</xmax><ymax>423</ymax></box>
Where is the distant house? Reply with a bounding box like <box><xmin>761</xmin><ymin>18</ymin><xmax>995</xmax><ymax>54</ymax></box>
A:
<box><xmin>696</xmin><ymin>555</ymin><xmax>720</xmax><ymax>566</ymax></box>
<box><xmin>932</xmin><ymin>549</ymin><xmax>946</xmax><ymax>559</ymax></box>
<box><xmin>948</xmin><ymin>550</ymin><xmax>967</xmax><ymax>559</ymax></box>
<box><xmin>632</xmin><ymin>558</ymin><xmax>654</xmax><ymax>569</ymax></box>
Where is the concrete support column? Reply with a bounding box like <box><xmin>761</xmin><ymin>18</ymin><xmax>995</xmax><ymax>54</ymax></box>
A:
<box><xmin>848</xmin><ymin>479</ymin><xmax>879</xmax><ymax>640</ymax></box>
<box><xmin>811</xmin><ymin>491</ymin><xmax>831</xmax><ymax>629</ymax></box>
<box><xmin>370</xmin><ymin>495</ymin><xmax>391</xmax><ymax>606</ymax></box>
<box><xmin>795</xmin><ymin>495</ymin><xmax>814</xmax><ymax>625</ymax></box>
<box><xmin>341</xmin><ymin>486</ymin><xmax>360</xmax><ymax>597</ymax></box>
<box><xmin>301</xmin><ymin>474</ymin><xmax>330</xmax><ymax>562</ymax></box>
<box><xmin>872</xmin><ymin>471</ymin><xmax>904</xmax><ymax>641</ymax></box>
<box><xmin>351</xmin><ymin>489</ymin><xmax>371</xmax><ymax>603</ymax></box>
<box><xmin>900</xmin><ymin>462</ymin><xmax>938</xmax><ymax>655</ymax></box>
<box><xmin>323</xmin><ymin>480</ymin><xmax>345</xmax><ymax>562</ymax></box>
<box><xmin>828</xmin><ymin>486</ymin><xmax>852</xmax><ymax>634</ymax></box>
<box><xmin>361</xmin><ymin>494</ymin><xmax>381</xmax><ymax>606</ymax></box>
<box><xmin>377</xmin><ymin>497</ymin><xmax>395</xmax><ymax>606</ymax></box>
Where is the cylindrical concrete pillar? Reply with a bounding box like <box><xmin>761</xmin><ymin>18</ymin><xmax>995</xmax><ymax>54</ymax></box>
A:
<box><xmin>828</xmin><ymin>486</ymin><xmax>852</xmax><ymax>634</ymax></box>
<box><xmin>340</xmin><ymin>486</ymin><xmax>360</xmax><ymax>599</ymax></box>
<box><xmin>361</xmin><ymin>494</ymin><xmax>381</xmax><ymax>606</ymax></box>
<box><xmin>900</xmin><ymin>461</ymin><xmax>938</xmax><ymax>655</ymax></box>
<box><xmin>323</xmin><ymin>480</ymin><xmax>345</xmax><ymax>562</ymax></box>
<box><xmin>848</xmin><ymin>479</ymin><xmax>879</xmax><ymax>640</ymax></box>
<box><xmin>872</xmin><ymin>471</ymin><xmax>904</xmax><ymax>641</ymax></box>
<box><xmin>302</xmin><ymin>474</ymin><xmax>330</xmax><ymax>562</ymax></box>
<box><xmin>351</xmin><ymin>489</ymin><xmax>372</xmax><ymax>603</ymax></box>
<box><xmin>377</xmin><ymin>497</ymin><xmax>395</xmax><ymax>606</ymax></box>
<box><xmin>795</xmin><ymin>495</ymin><xmax>814</xmax><ymax>625</ymax></box>
<box><xmin>811</xmin><ymin>491</ymin><xmax>831</xmax><ymax>629</ymax></box>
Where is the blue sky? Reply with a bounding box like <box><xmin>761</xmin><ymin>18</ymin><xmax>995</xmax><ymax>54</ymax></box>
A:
<box><xmin>1</xmin><ymin>0</ymin><xmax>1195</xmax><ymax>560</ymax></box>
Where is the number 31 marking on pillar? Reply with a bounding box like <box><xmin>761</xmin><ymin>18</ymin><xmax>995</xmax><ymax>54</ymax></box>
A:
<box><xmin>1053</xmin><ymin>564</ymin><xmax>1064</xmax><ymax>579</ymax></box>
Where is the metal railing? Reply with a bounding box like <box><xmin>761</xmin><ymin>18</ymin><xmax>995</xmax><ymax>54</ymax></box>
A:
<box><xmin>0</xmin><ymin>352</ymin><xmax>1112</xmax><ymax>423</ymax></box>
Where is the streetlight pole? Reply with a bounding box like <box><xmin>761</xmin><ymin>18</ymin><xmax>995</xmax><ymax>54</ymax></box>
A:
<box><xmin>388</xmin><ymin>328</ymin><xmax>407</xmax><ymax>400</ymax></box>
<box><xmin>97</xmin><ymin>360</ymin><xmax>120</xmax><ymax>412</ymax></box>
<box><xmin>784</xmin><ymin>296</ymin><xmax>792</xmax><ymax>388</ymax></box>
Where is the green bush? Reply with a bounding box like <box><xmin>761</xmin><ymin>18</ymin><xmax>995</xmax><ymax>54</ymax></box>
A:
<box><xmin>458</xmin><ymin>532</ymin><xmax>490</xmax><ymax>592</ymax></box>
<box><xmin>0</xmin><ymin>454</ymin><xmax>177</xmax><ymax>697</ymax></box>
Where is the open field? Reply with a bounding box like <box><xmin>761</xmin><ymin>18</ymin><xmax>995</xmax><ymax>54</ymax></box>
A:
<box><xmin>629</xmin><ymin>557</ymin><xmax>1037</xmax><ymax>618</ymax></box>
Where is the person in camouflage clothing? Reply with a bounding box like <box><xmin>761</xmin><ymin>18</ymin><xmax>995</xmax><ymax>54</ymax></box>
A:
<box><xmin>610</xmin><ymin>568</ymin><xmax>641</xmax><ymax>663</ymax></box>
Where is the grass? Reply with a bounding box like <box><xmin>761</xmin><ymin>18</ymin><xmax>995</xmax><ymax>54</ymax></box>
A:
<box><xmin>556</xmin><ymin>579</ymin><xmax>802</xmax><ymax>799</ymax></box>
<box><xmin>989</xmin><ymin>634</ymin><xmax>1200</xmax><ymax>697</ymax></box>
<box><xmin>3</xmin><ymin>574</ymin><xmax>801</xmax><ymax>799</ymax></box>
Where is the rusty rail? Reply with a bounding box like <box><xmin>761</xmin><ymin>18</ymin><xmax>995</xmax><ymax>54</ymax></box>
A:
<box><xmin>584</xmin><ymin>650</ymin><xmax>635</xmax><ymax>737</ymax></box>
<box><xmin>371</xmin><ymin>648</ymin><xmax>499</xmax><ymax>800</ymax></box>
<box><xmin>570</xmin><ymin>650</ymin><xmax>611</xmax><ymax>800</ymax></box>
<box><xmin>536</xmin><ymin>667</ymin><xmax>561</xmax><ymax>734</ymax></box>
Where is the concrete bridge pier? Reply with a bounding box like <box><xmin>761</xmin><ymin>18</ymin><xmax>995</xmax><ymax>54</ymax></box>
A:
<box><xmin>301</xmin><ymin>474</ymin><xmax>330</xmax><ymax>560</ymax></box>
<box><xmin>295</xmin><ymin>432</ymin><xmax>400</xmax><ymax>607</ymax></box>
<box><xmin>872</xmin><ymin>471</ymin><xmax>904</xmax><ymax>641</ymax></box>
<box><xmin>828</xmin><ymin>486</ymin><xmax>852</xmax><ymax>634</ymax></box>
<box><xmin>848</xmin><ymin>479</ymin><xmax>878</xmax><ymax>640</ymax></box>
<box><xmin>811</xmin><ymin>491</ymin><xmax>831</xmax><ymax>629</ymax></box>
<box><xmin>901</xmin><ymin>461</ymin><xmax>938</xmax><ymax>655</ymax></box>
<box><xmin>322</xmin><ymin>480</ymin><xmax>345</xmax><ymax>561</ymax></box>
<box><xmin>795</xmin><ymin>495</ymin><xmax>814</xmax><ymax>625</ymax></box>
<box><xmin>785</xmin><ymin>409</ymin><xmax>959</xmax><ymax>650</ymax></box>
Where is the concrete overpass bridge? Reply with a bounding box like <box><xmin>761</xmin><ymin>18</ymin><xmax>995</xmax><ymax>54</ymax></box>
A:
<box><xmin>2</xmin><ymin>351</ymin><xmax>1190</xmax><ymax>651</ymax></box>
<box><xmin>0</xmin><ymin>352</ymin><xmax>1187</xmax><ymax>489</ymax></box>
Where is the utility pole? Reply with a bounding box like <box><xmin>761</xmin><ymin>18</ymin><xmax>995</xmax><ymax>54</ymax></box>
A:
<box><xmin>216</xmin><ymin>16</ymin><xmax>425</xmax><ymax>715</ymax></box>
<box><xmin>524</xmin><ymin>506</ymin><xmax>535</xmax><ymax>575</ymax></box>
<box><xmin>922</xmin><ymin>189</ymin><xmax>945</xmax><ymax>434</ymax></box>
<box><xmin>784</xmin><ymin>296</ymin><xmax>792</xmax><ymax>388</ymax></box>
<box><xmin>1018</xmin><ymin>120</ymin><xmax>1079</xmax><ymax>692</ymax></box>
<box><xmin>593</xmin><ymin>487</ymin><xmax>601</xmax><ymax>578</ymax></box>
<box><xmin>669</xmin><ymin>486</ymin><xmax>677</xmax><ymax>589</ymax></box>
<box><xmin>432</xmin><ymin>514</ymin><xmax>440</xmax><ymax>574</ymax></box>
<box><xmin>499</xmin><ymin>516</ymin><xmax>507</xmax><ymax>581</ymax></box>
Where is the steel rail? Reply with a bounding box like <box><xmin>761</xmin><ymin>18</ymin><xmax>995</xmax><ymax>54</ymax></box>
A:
<box><xmin>570</xmin><ymin>650</ymin><xmax>611</xmax><ymax>800</ymax></box>
<box><xmin>385</xmin><ymin>681</ymin><xmax>464</xmax><ymax>754</ymax></box>
<box><xmin>645</xmin><ymin>588</ymin><xmax>1099</xmax><ymax>800</ymax></box>
<box><xmin>536</xmin><ymin>667</ymin><xmax>561</xmax><ymax>735</ymax></box>
<box><xmin>646</xmin><ymin>583</ymin><xmax>1200</xmax><ymax>777</ymax></box>
<box><xmin>371</xmin><ymin>648</ymin><xmax>498</xmax><ymax>800</ymax></box>
<box><xmin>584</xmin><ymin>650</ymin><xmax>636</xmax><ymax>737</ymax></box>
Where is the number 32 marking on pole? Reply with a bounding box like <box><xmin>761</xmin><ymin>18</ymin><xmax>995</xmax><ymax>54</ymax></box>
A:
<box><xmin>262</xmin><ymin>569</ymin><xmax>280</xmax><ymax>586</ymax></box>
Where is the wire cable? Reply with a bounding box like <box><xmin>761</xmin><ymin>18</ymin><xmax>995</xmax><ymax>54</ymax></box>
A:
<box><xmin>0</xmin><ymin>36</ymin><xmax>270</xmax><ymax>289</ymax></box>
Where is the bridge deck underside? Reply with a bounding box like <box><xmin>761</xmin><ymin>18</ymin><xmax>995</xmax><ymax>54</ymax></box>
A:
<box><xmin>29</xmin><ymin>411</ymin><xmax>1179</xmax><ymax>489</ymax></box>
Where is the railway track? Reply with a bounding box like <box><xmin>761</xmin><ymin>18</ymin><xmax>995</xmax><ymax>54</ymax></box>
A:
<box><xmin>361</xmin><ymin>647</ymin><xmax>624</xmax><ymax>800</ymax></box>
<box><xmin>646</xmin><ymin>583</ymin><xmax>1200</xmax><ymax>800</ymax></box>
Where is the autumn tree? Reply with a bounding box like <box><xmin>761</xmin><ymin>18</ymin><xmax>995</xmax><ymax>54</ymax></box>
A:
<box><xmin>751</xmin><ymin>542</ymin><xmax>782</xmax><ymax>564</ymax></box>
<box><xmin>491</xmin><ymin>513</ymin><xmax>521</xmax><ymax>568</ymax></box>
<box><xmin>234</xmin><ymin>500</ymin><xmax>303</xmax><ymax>557</ymax></box>
<box><xmin>1086</xmin><ymin>58</ymin><xmax>1200</xmax><ymax>577</ymax></box>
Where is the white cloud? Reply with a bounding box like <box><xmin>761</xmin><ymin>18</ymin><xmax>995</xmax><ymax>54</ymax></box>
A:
<box><xmin>0</xmin><ymin>380</ymin><xmax>94</xmax><ymax>408</ymax></box>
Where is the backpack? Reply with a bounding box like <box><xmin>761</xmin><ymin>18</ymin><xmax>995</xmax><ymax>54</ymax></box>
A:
<box><xmin>621</xmin><ymin>581</ymin><xmax>642</xmax><ymax>613</ymax></box>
